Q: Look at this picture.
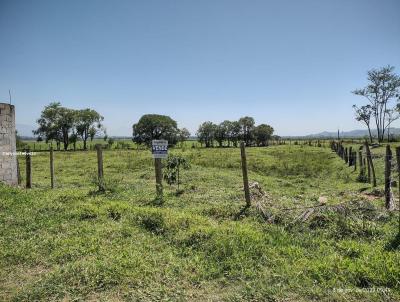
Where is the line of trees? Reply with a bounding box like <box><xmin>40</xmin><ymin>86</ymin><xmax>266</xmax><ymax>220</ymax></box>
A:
<box><xmin>197</xmin><ymin>117</ymin><xmax>275</xmax><ymax>147</ymax></box>
<box><xmin>353</xmin><ymin>65</ymin><xmax>400</xmax><ymax>143</ymax></box>
<box><xmin>131</xmin><ymin>115</ymin><xmax>275</xmax><ymax>148</ymax></box>
<box><xmin>34</xmin><ymin>102</ymin><xmax>105</xmax><ymax>150</ymax></box>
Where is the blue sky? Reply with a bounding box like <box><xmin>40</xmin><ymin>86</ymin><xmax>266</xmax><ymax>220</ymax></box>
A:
<box><xmin>1</xmin><ymin>0</ymin><xmax>399</xmax><ymax>136</ymax></box>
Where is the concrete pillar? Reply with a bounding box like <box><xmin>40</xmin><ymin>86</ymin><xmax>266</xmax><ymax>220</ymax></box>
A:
<box><xmin>0</xmin><ymin>103</ymin><xmax>18</xmax><ymax>186</ymax></box>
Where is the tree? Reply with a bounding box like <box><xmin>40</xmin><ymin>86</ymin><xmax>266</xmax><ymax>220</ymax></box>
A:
<box><xmin>353</xmin><ymin>66</ymin><xmax>400</xmax><ymax>142</ymax></box>
<box><xmin>178</xmin><ymin>128</ymin><xmax>191</xmax><ymax>147</ymax></box>
<box><xmin>196</xmin><ymin>121</ymin><xmax>216</xmax><ymax>147</ymax></box>
<box><xmin>239</xmin><ymin>116</ymin><xmax>255</xmax><ymax>146</ymax></box>
<box><xmin>385</xmin><ymin>107</ymin><xmax>400</xmax><ymax>141</ymax></box>
<box><xmin>254</xmin><ymin>124</ymin><xmax>274</xmax><ymax>146</ymax></box>
<box><xmin>272</xmin><ymin>135</ymin><xmax>281</xmax><ymax>144</ymax></box>
<box><xmin>227</xmin><ymin>121</ymin><xmax>241</xmax><ymax>147</ymax></box>
<box><xmin>132</xmin><ymin>114</ymin><xmax>179</xmax><ymax>147</ymax></box>
<box><xmin>163</xmin><ymin>155</ymin><xmax>190</xmax><ymax>191</ymax></box>
<box><xmin>34</xmin><ymin>102</ymin><xmax>76</xmax><ymax>151</ymax></box>
<box><xmin>215</xmin><ymin>122</ymin><xmax>228</xmax><ymax>147</ymax></box>
<box><xmin>70</xmin><ymin>131</ymin><xmax>78</xmax><ymax>151</ymax></box>
<box><xmin>76</xmin><ymin>109</ymin><xmax>104</xmax><ymax>150</ymax></box>
<box><xmin>219</xmin><ymin>120</ymin><xmax>232</xmax><ymax>146</ymax></box>
<box><xmin>34</xmin><ymin>102</ymin><xmax>61</xmax><ymax>150</ymax></box>
<box><xmin>57</xmin><ymin>106</ymin><xmax>76</xmax><ymax>150</ymax></box>
<box><xmin>88</xmin><ymin>126</ymin><xmax>97</xmax><ymax>142</ymax></box>
<box><xmin>353</xmin><ymin>105</ymin><xmax>373</xmax><ymax>143</ymax></box>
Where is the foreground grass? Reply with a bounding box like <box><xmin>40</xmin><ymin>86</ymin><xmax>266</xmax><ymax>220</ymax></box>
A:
<box><xmin>1</xmin><ymin>144</ymin><xmax>399</xmax><ymax>301</ymax></box>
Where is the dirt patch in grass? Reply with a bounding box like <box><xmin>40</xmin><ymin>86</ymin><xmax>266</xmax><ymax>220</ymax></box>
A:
<box><xmin>0</xmin><ymin>265</ymin><xmax>52</xmax><ymax>301</ymax></box>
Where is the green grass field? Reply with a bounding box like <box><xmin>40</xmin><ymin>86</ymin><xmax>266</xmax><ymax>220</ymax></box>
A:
<box><xmin>1</xmin><ymin>143</ymin><xmax>399</xmax><ymax>301</ymax></box>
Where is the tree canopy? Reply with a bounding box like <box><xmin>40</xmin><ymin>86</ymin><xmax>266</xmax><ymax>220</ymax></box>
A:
<box><xmin>196</xmin><ymin>117</ymin><xmax>274</xmax><ymax>147</ymax></box>
<box><xmin>353</xmin><ymin>65</ymin><xmax>400</xmax><ymax>142</ymax></box>
<box><xmin>132</xmin><ymin>114</ymin><xmax>179</xmax><ymax>147</ymax></box>
<box><xmin>34</xmin><ymin>102</ymin><xmax>105</xmax><ymax>150</ymax></box>
<box><xmin>254</xmin><ymin>124</ymin><xmax>274</xmax><ymax>146</ymax></box>
<box><xmin>76</xmin><ymin>109</ymin><xmax>104</xmax><ymax>149</ymax></box>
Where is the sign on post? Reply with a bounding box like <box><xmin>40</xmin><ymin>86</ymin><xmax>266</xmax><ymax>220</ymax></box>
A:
<box><xmin>152</xmin><ymin>140</ymin><xmax>167</xmax><ymax>201</ymax></box>
<box><xmin>152</xmin><ymin>140</ymin><xmax>168</xmax><ymax>159</ymax></box>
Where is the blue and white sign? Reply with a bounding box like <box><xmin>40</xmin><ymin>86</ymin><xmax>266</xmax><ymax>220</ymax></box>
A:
<box><xmin>152</xmin><ymin>140</ymin><xmax>168</xmax><ymax>159</ymax></box>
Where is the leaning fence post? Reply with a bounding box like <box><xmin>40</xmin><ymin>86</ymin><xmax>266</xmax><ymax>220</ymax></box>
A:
<box><xmin>25</xmin><ymin>148</ymin><xmax>32</xmax><ymax>189</ymax></box>
<box><xmin>240</xmin><ymin>142</ymin><xmax>251</xmax><ymax>207</ymax></box>
<box><xmin>50</xmin><ymin>147</ymin><xmax>55</xmax><ymax>189</ymax></box>
<box><xmin>384</xmin><ymin>145</ymin><xmax>394</xmax><ymax>210</ymax></box>
<box><xmin>96</xmin><ymin>144</ymin><xmax>105</xmax><ymax>191</ymax></box>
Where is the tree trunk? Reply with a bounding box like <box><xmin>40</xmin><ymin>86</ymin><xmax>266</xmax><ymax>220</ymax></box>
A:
<box><xmin>367</xmin><ymin>125</ymin><xmax>373</xmax><ymax>143</ymax></box>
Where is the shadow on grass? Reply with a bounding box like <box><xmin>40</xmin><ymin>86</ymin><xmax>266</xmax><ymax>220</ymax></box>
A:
<box><xmin>385</xmin><ymin>232</ymin><xmax>400</xmax><ymax>251</ymax></box>
<box><xmin>233</xmin><ymin>204</ymin><xmax>250</xmax><ymax>221</ymax></box>
<box><xmin>87</xmin><ymin>189</ymin><xmax>106</xmax><ymax>196</ymax></box>
<box><xmin>151</xmin><ymin>196</ymin><xmax>164</xmax><ymax>206</ymax></box>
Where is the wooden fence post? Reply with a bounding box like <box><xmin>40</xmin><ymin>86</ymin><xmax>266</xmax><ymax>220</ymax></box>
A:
<box><xmin>358</xmin><ymin>150</ymin><xmax>364</xmax><ymax>180</ymax></box>
<box><xmin>395</xmin><ymin>146</ymin><xmax>400</xmax><ymax>234</ymax></box>
<box><xmin>344</xmin><ymin>147</ymin><xmax>348</xmax><ymax>163</ymax></box>
<box><xmin>25</xmin><ymin>148</ymin><xmax>32</xmax><ymax>189</ymax></box>
<box><xmin>366</xmin><ymin>157</ymin><xmax>371</xmax><ymax>183</ymax></box>
<box><xmin>154</xmin><ymin>158</ymin><xmax>163</xmax><ymax>199</ymax></box>
<box><xmin>348</xmin><ymin>147</ymin><xmax>352</xmax><ymax>166</ymax></box>
<box><xmin>50</xmin><ymin>147</ymin><xmax>55</xmax><ymax>189</ymax></box>
<box><xmin>96</xmin><ymin>144</ymin><xmax>105</xmax><ymax>191</ymax></box>
<box><xmin>240</xmin><ymin>142</ymin><xmax>251</xmax><ymax>207</ymax></box>
<box><xmin>384</xmin><ymin>145</ymin><xmax>394</xmax><ymax>210</ymax></box>
<box><xmin>353</xmin><ymin>151</ymin><xmax>357</xmax><ymax>171</ymax></box>
<box><xmin>16</xmin><ymin>158</ymin><xmax>21</xmax><ymax>185</ymax></box>
<box><xmin>364</xmin><ymin>142</ymin><xmax>376</xmax><ymax>187</ymax></box>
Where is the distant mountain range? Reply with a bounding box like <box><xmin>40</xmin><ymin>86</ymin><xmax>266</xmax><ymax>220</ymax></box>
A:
<box><xmin>301</xmin><ymin>128</ymin><xmax>400</xmax><ymax>139</ymax></box>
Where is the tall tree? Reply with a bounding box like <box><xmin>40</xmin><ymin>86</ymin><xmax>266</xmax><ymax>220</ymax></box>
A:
<box><xmin>385</xmin><ymin>107</ymin><xmax>400</xmax><ymax>141</ymax></box>
<box><xmin>34</xmin><ymin>102</ymin><xmax>75</xmax><ymax>151</ymax></box>
<box><xmin>34</xmin><ymin>102</ymin><xmax>61</xmax><ymax>150</ymax></box>
<box><xmin>132</xmin><ymin>114</ymin><xmax>179</xmax><ymax>147</ymax></box>
<box><xmin>353</xmin><ymin>66</ymin><xmax>400</xmax><ymax>142</ymax></box>
<box><xmin>254</xmin><ymin>124</ymin><xmax>274</xmax><ymax>146</ymax></box>
<box><xmin>215</xmin><ymin>122</ymin><xmax>228</xmax><ymax>147</ymax></box>
<box><xmin>70</xmin><ymin>131</ymin><xmax>78</xmax><ymax>151</ymax></box>
<box><xmin>57</xmin><ymin>107</ymin><xmax>76</xmax><ymax>150</ymax></box>
<box><xmin>238</xmin><ymin>116</ymin><xmax>255</xmax><ymax>146</ymax></box>
<box><xmin>197</xmin><ymin>121</ymin><xmax>216</xmax><ymax>148</ymax></box>
<box><xmin>228</xmin><ymin>121</ymin><xmax>241</xmax><ymax>147</ymax></box>
<box><xmin>178</xmin><ymin>128</ymin><xmax>191</xmax><ymax>147</ymax></box>
<box><xmin>219</xmin><ymin>120</ymin><xmax>233</xmax><ymax>146</ymax></box>
<box><xmin>76</xmin><ymin>109</ymin><xmax>104</xmax><ymax>150</ymax></box>
<box><xmin>352</xmin><ymin>105</ymin><xmax>373</xmax><ymax>143</ymax></box>
<box><xmin>88</xmin><ymin>126</ymin><xmax>97</xmax><ymax>142</ymax></box>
